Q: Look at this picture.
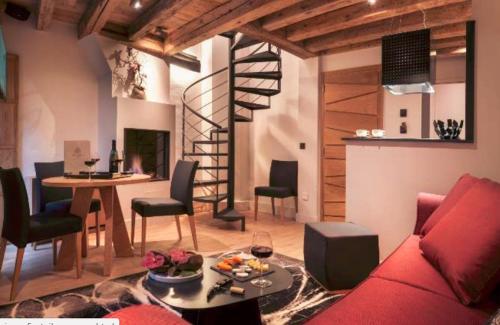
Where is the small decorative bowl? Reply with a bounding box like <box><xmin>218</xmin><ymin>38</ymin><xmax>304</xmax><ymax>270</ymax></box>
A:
<box><xmin>355</xmin><ymin>129</ymin><xmax>370</xmax><ymax>137</ymax></box>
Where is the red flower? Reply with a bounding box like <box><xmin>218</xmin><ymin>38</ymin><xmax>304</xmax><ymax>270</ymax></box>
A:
<box><xmin>169</xmin><ymin>248</ymin><xmax>191</xmax><ymax>264</ymax></box>
<box><xmin>142</xmin><ymin>251</ymin><xmax>165</xmax><ymax>269</ymax></box>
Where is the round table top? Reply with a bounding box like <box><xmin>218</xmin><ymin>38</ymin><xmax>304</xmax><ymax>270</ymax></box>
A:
<box><xmin>143</xmin><ymin>257</ymin><xmax>293</xmax><ymax>310</ymax></box>
<box><xmin>42</xmin><ymin>174</ymin><xmax>151</xmax><ymax>188</ymax></box>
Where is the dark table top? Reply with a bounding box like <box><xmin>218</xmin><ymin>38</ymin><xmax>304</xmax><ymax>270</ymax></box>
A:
<box><xmin>143</xmin><ymin>257</ymin><xmax>293</xmax><ymax>310</ymax></box>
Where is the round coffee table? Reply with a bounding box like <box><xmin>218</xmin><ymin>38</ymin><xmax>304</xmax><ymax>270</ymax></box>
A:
<box><xmin>143</xmin><ymin>257</ymin><xmax>293</xmax><ymax>324</ymax></box>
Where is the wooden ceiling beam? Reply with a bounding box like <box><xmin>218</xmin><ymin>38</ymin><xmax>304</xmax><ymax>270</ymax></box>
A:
<box><xmin>128</xmin><ymin>0</ymin><xmax>193</xmax><ymax>41</ymax></box>
<box><xmin>261</xmin><ymin>0</ymin><xmax>366</xmax><ymax>31</ymax></box>
<box><xmin>286</xmin><ymin>0</ymin><xmax>467</xmax><ymax>42</ymax></box>
<box><xmin>237</xmin><ymin>23</ymin><xmax>315</xmax><ymax>59</ymax></box>
<box><xmin>305</xmin><ymin>1</ymin><xmax>471</xmax><ymax>53</ymax></box>
<box><xmin>432</xmin><ymin>36</ymin><xmax>466</xmax><ymax>50</ymax></box>
<box><xmin>164</xmin><ymin>0</ymin><xmax>303</xmax><ymax>55</ymax></box>
<box><xmin>37</xmin><ymin>0</ymin><xmax>56</xmax><ymax>30</ymax></box>
<box><xmin>431</xmin><ymin>22</ymin><xmax>467</xmax><ymax>40</ymax></box>
<box><xmin>101</xmin><ymin>25</ymin><xmax>200</xmax><ymax>72</ymax></box>
<box><xmin>78</xmin><ymin>0</ymin><xmax>121</xmax><ymax>39</ymax></box>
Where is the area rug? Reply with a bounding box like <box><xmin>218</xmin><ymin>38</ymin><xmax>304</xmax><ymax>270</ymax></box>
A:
<box><xmin>0</xmin><ymin>250</ymin><xmax>343</xmax><ymax>324</ymax></box>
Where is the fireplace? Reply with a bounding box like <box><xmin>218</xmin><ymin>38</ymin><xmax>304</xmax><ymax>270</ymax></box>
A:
<box><xmin>124</xmin><ymin>128</ymin><xmax>170</xmax><ymax>180</ymax></box>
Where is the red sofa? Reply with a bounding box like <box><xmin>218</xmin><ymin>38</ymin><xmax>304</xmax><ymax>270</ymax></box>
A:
<box><xmin>308</xmin><ymin>192</ymin><xmax>499</xmax><ymax>325</ymax></box>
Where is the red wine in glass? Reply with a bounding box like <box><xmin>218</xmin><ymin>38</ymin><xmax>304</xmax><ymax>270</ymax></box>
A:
<box><xmin>84</xmin><ymin>160</ymin><xmax>96</xmax><ymax>181</ymax></box>
<box><xmin>251</xmin><ymin>246</ymin><xmax>273</xmax><ymax>259</ymax></box>
<box><xmin>250</xmin><ymin>232</ymin><xmax>273</xmax><ymax>288</ymax></box>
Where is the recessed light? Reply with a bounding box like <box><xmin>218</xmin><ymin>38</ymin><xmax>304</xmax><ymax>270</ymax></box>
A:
<box><xmin>130</xmin><ymin>0</ymin><xmax>142</xmax><ymax>10</ymax></box>
<box><xmin>368</xmin><ymin>0</ymin><xmax>376</xmax><ymax>5</ymax></box>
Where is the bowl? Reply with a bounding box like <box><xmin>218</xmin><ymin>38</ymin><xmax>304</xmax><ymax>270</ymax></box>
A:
<box><xmin>355</xmin><ymin>129</ymin><xmax>370</xmax><ymax>137</ymax></box>
<box><xmin>371</xmin><ymin>129</ymin><xmax>386</xmax><ymax>138</ymax></box>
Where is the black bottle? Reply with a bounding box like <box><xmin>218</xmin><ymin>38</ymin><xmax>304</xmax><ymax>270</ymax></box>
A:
<box><xmin>109</xmin><ymin>140</ymin><xmax>119</xmax><ymax>173</ymax></box>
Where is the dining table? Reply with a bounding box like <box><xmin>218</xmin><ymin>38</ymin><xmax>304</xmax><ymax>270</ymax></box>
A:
<box><xmin>42</xmin><ymin>174</ymin><xmax>151</xmax><ymax>276</ymax></box>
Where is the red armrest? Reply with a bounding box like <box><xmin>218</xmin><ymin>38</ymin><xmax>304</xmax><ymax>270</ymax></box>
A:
<box><xmin>414</xmin><ymin>192</ymin><xmax>445</xmax><ymax>235</ymax></box>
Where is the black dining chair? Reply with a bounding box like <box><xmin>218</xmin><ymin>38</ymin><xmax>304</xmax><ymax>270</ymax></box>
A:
<box><xmin>34</xmin><ymin>161</ymin><xmax>102</xmax><ymax>263</ymax></box>
<box><xmin>131</xmin><ymin>160</ymin><xmax>199</xmax><ymax>256</ymax></box>
<box><xmin>0</xmin><ymin>167</ymin><xmax>83</xmax><ymax>300</ymax></box>
<box><xmin>254</xmin><ymin>160</ymin><xmax>298</xmax><ymax>221</ymax></box>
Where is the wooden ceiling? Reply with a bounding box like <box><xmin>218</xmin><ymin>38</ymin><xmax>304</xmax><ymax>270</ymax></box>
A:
<box><xmin>10</xmin><ymin>0</ymin><xmax>472</xmax><ymax>62</ymax></box>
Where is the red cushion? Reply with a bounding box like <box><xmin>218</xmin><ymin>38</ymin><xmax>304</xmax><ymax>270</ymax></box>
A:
<box><xmin>104</xmin><ymin>305</ymin><xmax>188</xmax><ymax>325</ymax></box>
<box><xmin>307</xmin><ymin>277</ymin><xmax>488</xmax><ymax>325</ymax></box>
<box><xmin>372</xmin><ymin>235</ymin><xmax>458</xmax><ymax>301</ymax></box>
<box><xmin>420</xmin><ymin>174</ymin><xmax>480</xmax><ymax>236</ymax></box>
<box><xmin>420</xmin><ymin>179</ymin><xmax>500</xmax><ymax>305</ymax></box>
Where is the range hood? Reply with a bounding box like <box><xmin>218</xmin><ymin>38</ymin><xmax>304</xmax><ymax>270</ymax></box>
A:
<box><xmin>382</xmin><ymin>29</ymin><xmax>434</xmax><ymax>95</ymax></box>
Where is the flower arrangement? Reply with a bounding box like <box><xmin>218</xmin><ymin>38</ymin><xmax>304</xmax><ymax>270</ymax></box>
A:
<box><xmin>142</xmin><ymin>249</ymin><xmax>203</xmax><ymax>277</ymax></box>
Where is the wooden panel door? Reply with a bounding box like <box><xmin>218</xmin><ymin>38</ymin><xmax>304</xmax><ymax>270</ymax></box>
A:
<box><xmin>0</xmin><ymin>54</ymin><xmax>19</xmax><ymax>169</ymax></box>
<box><xmin>321</xmin><ymin>65</ymin><xmax>383</xmax><ymax>221</ymax></box>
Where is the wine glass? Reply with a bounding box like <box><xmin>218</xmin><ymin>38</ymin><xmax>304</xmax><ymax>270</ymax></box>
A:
<box><xmin>84</xmin><ymin>159</ymin><xmax>96</xmax><ymax>181</ymax></box>
<box><xmin>250</xmin><ymin>231</ymin><xmax>273</xmax><ymax>288</ymax></box>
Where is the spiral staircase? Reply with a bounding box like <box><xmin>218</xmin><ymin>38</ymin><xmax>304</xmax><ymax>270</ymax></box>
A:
<box><xmin>181</xmin><ymin>33</ymin><xmax>282</xmax><ymax>231</ymax></box>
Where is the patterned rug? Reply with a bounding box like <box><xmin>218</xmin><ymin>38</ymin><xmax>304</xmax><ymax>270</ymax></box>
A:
<box><xmin>0</xmin><ymin>250</ymin><xmax>342</xmax><ymax>324</ymax></box>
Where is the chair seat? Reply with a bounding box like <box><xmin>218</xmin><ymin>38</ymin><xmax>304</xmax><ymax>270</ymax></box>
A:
<box><xmin>45</xmin><ymin>198</ymin><xmax>101</xmax><ymax>214</ymax></box>
<box><xmin>255</xmin><ymin>186</ymin><xmax>293</xmax><ymax>198</ymax></box>
<box><xmin>27</xmin><ymin>212</ymin><xmax>83</xmax><ymax>244</ymax></box>
<box><xmin>132</xmin><ymin>197</ymin><xmax>187</xmax><ymax>217</ymax></box>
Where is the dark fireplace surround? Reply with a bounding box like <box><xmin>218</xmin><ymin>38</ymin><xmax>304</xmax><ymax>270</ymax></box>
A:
<box><xmin>124</xmin><ymin>128</ymin><xmax>170</xmax><ymax>181</ymax></box>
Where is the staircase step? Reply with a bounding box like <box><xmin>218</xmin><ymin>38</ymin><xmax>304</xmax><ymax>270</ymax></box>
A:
<box><xmin>210</xmin><ymin>128</ymin><xmax>228</xmax><ymax>134</ymax></box>
<box><xmin>234</xmin><ymin>71</ymin><xmax>282</xmax><ymax>80</ymax></box>
<box><xmin>194</xmin><ymin>179</ymin><xmax>228</xmax><ymax>187</ymax></box>
<box><xmin>232</xmin><ymin>35</ymin><xmax>262</xmax><ymax>51</ymax></box>
<box><xmin>234</xmin><ymin>113</ymin><xmax>252</xmax><ymax>122</ymax></box>
<box><xmin>194</xmin><ymin>194</ymin><xmax>228</xmax><ymax>203</ymax></box>
<box><xmin>233</xmin><ymin>51</ymin><xmax>280</xmax><ymax>64</ymax></box>
<box><xmin>193</xmin><ymin>140</ymin><xmax>229</xmax><ymax>145</ymax></box>
<box><xmin>184</xmin><ymin>152</ymin><xmax>228</xmax><ymax>157</ymax></box>
<box><xmin>234</xmin><ymin>100</ymin><xmax>270</xmax><ymax>110</ymax></box>
<box><xmin>198</xmin><ymin>166</ymin><xmax>228</xmax><ymax>170</ymax></box>
<box><xmin>235</xmin><ymin>87</ymin><xmax>280</xmax><ymax>97</ymax></box>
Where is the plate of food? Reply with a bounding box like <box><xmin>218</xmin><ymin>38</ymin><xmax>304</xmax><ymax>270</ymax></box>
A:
<box><xmin>143</xmin><ymin>249</ymin><xmax>204</xmax><ymax>284</ymax></box>
<box><xmin>210</xmin><ymin>253</ymin><xmax>274</xmax><ymax>282</ymax></box>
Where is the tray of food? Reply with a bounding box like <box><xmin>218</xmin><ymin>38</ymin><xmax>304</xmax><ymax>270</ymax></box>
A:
<box><xmin>210</xmin><ymin>253</ymin><xmax>274</xmax><ymax>282</ymax></box>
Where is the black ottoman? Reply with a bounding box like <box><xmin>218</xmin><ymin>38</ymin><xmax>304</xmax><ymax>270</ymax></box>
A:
<box><xmin>304</xmin><ymin>222</ymin><xmax>379</xmax><ymax>291</ymax></box>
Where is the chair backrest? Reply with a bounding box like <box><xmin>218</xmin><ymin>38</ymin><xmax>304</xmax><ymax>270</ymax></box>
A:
<box><xmin>170</xmin><ymin>160</ymin><xmax>199</xmax><ymax>215</ymax></box>
<box><xmin>34</xmin><ymin>161</ymin><xmax>72</xmax><ymax>211</ymax></box>
<box><xmin>269</xmin><ymin>160</ymin><xmax>298</xmax><ymax>196</ymax></box>
<box><xmin>0</xmin><ymin>167</ymin><xmax>31</xmax><ymax>247</ymax></box>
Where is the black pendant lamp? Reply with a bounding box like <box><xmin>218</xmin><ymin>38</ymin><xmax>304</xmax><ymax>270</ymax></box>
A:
<box><xmin>382</xmin><ymin>29</ymin><xmax>434</xmax><ymax>95</ymax></box>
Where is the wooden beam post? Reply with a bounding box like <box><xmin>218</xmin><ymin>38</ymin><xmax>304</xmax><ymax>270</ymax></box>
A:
<box><xmin>37</xmin><ymin>0</ymin><xmax>56</xmax><ymax>30</ymax></box>
<box><xmin>78</xmin><ymin>0</ymin><xmax>121</xmax><ymax>39</ymax></box>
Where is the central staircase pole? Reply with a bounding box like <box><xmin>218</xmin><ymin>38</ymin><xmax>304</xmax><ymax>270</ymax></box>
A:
<box><xmin>227</xmin><ymin>35</ymin><xmax>236</xmax><ymax>210</ymax></box>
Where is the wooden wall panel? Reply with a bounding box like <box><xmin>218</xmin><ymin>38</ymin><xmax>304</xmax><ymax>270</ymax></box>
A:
<box><xmin>325</xmin><ymin>110</ymin><xmax>379</xmax><ymax>132</ymax></box>
<box><xmin>324</xmin><ymin>83</ymin><xmax>378</xmax><ymax>103</ymax></box>
<box><xmin>0</xmin><ymin>104</ymin><xmax>16</xmax><ymax>147</ymax></box>
<box><xmin>323</xmin><ymin>65</ymin><xmax>381</xmax><ymax>84</ymax></box>
<box><xmin>323</xmin><ymin>184</ymin><xmax>345</xmax><ymax>202</ymax></box>
<box><xmin>0</xmin><ymin>54</ymin><xmax>19</xmax><ymax>170</ymax></box>
<box><xmin>325</xmin><ymin>175</ymin><xmax>346</xmax><ymax>188</ymax></box>
<box><xmin>324</xmin><ymin>159</ymin><xmax>346</xmax><ymax>177</ymax></box>
<box><xmin>324</xmin><ymin>128</ymin><xmax>352</xmax><ymax>145</ymax></box>
<box><xmin>324</xmin><ymin>145</ymin><xmax>346</xmax><ymax>159</ymax></box>
<box><xmin>325</xmin><ymin>92</ymin><xmax>379</xmax><ymax>115</ymax></box>
<box><xmin>324</xmin><ymin>202</ymin><xmax>345</xmax><ymax>216</ymax></box>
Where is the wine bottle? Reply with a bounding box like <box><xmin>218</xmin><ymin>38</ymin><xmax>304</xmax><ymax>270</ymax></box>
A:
<box><xmin>109</xmin><ymin>140</ymin><xmax>119</xmax><ymax>173</ymax></box>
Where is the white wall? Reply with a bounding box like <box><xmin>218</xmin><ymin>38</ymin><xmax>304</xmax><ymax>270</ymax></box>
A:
<box><xmin>3</xmin><ymin>16</ymin><xmax>99</xmax><ymax>178</ymax></box>
<box><xmin>345</xmin><ymin>1</ymin><xmax>500</xmax><ymax>258</ymax></box>
<box><xmin>251</xmin><ymin>52</ymin><xmax>320</xmax><ymax>221</ymax></box>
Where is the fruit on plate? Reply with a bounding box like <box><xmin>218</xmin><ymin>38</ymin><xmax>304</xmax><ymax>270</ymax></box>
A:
<box><xmin>247</xmin><ymin>259</ymin><xmax>269</xmax><ymax>272</ymax></box>
<box><xmin>217</xmin><ymin>261</ymin><xmax>233</xmax><ymax>271</ymax></box>
<box><xmin>223</xmin><ymin>256</ymin><xmax>243</xmax><ymax>266</ymax></box>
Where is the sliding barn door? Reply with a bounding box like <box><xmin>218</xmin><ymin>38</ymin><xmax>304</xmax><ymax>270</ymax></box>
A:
<box><xmin>321</xmin><ymin>65</ymin><xmax>383</xmax><ymax>221</ymax></box>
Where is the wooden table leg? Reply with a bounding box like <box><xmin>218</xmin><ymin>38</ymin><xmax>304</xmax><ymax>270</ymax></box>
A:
<box><xmin>99</xmin><ymin>186</ymin><xmax>133</xmax><ymax>276</ymax></box>
<box><xmin>55</xmin><ymin>187</ymin><xmax>94</xmax><ymax>271</ymax></box>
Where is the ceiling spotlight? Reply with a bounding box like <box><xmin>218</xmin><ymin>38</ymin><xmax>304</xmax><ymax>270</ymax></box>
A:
<box><xmin>368</xmin><ymin>0</ymin><xmax>376</xmax><ymax>5</ymax></box>
<box><xmin>130</xmin><ymin>0</ymin><xmax>142</xmax><ymax>10</ymax></box>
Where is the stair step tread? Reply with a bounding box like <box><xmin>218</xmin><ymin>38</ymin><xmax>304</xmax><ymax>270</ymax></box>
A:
<box><xmin>194</xmin><ymin>179</ymin><xmax>228</xmax><ymax>187</ymax></box>
<box><xmin>232</xmin><ymin>35</ymin><xmax>262</xmax><ymax>51</ymax></box>
<box><xmin>210</xmin><ymin>128</ymin><xmax>228</xmax><ymax>133</ymax></box>
<box><xmin>198</xmin><ymin>166</ymin><xmax>228</xmax><ymax>170</ymax></box>
<box><xmin>234</xmin><ymin>113</ymin><xmax>252</xmax><ymax>122</ymax></box>
<box><xmin>193</xmin><ymin>140</ymin><xmax>229</xmax><ymax>144</ymax></box>
<box><xmin>193</xmin><ymin>194</ymin><xmax>228</xmax><ymax>203</ymax></box>
<box><xmin>233</xmin><ymin>51</ymin><xmax>280</xmax><ymax>64</ymax></box>
<box><xmin>184</xmin><ymin>152</ymin><xmax>228</xmax><ymax>156</ymax></box>
<box><xmin>234</xmin><ymin>100</ymin><xmax>270</xmax><ymax>110</ymax></box>
<box><xmin>235</xmin><ymin>87</ymin><xmax>280</xmax><ymax>96</ymax></box>
<box><xmin>234</xmin><ymin>71</ymin><xmax>282</xmax><ymax>80</ymax></box>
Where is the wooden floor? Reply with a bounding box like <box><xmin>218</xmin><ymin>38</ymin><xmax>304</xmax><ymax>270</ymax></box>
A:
<box><xmin>0</xmin><ymin>210</ymin><xmax>315</xmax><ymax>305</ymax></box>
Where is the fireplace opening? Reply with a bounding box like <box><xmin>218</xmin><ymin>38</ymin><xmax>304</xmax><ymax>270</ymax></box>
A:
<box><xmin>124</xmin><ymin>128</ymin><xmax>170</xmax><ymax>180</ymax></box>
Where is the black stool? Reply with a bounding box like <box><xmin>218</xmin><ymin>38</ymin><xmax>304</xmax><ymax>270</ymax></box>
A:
<box><xmin>304</xmin><ymin>222</ymin><xmax>379</xmax><ymax>291</ymax></box>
